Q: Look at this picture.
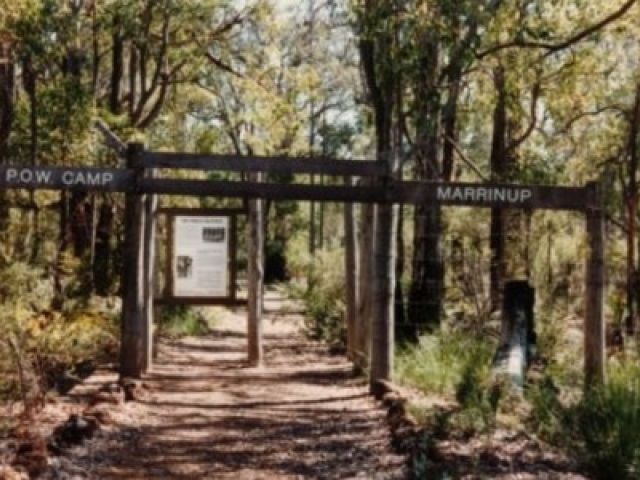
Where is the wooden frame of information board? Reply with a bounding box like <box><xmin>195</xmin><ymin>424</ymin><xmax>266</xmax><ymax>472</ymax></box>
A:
<box><xmin>155</xmin><ymin>207</ymin><xmax>246</xmax><ymax>306</ymax></box>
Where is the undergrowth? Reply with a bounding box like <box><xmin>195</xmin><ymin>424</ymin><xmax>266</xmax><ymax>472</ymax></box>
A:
<box><xmin>0</xmin><ymin>262</ymin><xmax>119</xmax><ymax>416</ymax></box>
<box><xmin>396</xmin><ymin>330</ymin><xmax>500</xmax><ymax>434</ymax></box>
<box><xmin>287</xmin><ymin>247</ymin><xmax>347</xmax><ymax>350</ymax></box>
<box><xmin>156</xmin><ymin>305</ymin><xmax>216</xmax><ymax>338</ymax></box>
<box><xmin>530</xmin><ymin>360</ymin><xmax>640</xmax><ymax>480</ymax></box>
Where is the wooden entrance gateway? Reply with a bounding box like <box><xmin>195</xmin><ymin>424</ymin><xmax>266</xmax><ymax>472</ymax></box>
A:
<box><xmin>1</xmin><ymin>142</ymin><xmax>605</xmax><ymax>386</ymax></box>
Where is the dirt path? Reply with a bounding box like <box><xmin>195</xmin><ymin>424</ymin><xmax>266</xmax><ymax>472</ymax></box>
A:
<box><xmin>53</xmin><ymin>292</ymin><xmax>406</xmax><ymax>479</ymax></box>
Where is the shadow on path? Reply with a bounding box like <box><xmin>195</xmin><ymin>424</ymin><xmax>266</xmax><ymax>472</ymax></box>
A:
<box><xmin>61</xmin><ymin>293</ymin><xmax>406</xmax><ymax>479</ymax></box>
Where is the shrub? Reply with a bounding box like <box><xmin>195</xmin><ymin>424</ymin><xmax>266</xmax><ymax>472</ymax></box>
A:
<box><xmin>288</xmin><ymin>248</ymin><xmax>347</xmax><ymax>349</ymax></box>
<box><xmin>396</xmin><ymin>330</ymin><xmax>495</xmax><ymax>396</ymax></box>
<box><xmin>156</xmin><ymin>305</ymin><xmax>212</xmax><ymax>338</ymax></box>
<box><xmin>562</xmin><ymin>363</ymin><xmax>640</xmax><ymax>480</ymax></box>
<box><xmin>396</xmin><ymin>330</ymin><xmax>498</xmax><ymax>434</ymax></box>
<box><xmin>0</xmin><ymin>262</ymin><xmax>118</xmax><ymax>415</ymax></box>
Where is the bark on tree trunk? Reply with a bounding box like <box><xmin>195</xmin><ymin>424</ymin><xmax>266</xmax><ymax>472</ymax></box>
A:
<box><xmin>625</xmin><ymin>84</ymin><xmax>640</xmax><ymax>335</ymax></box>
<box><xmin>70</xmin><ymin>191</ymin><xmax>92</xmax><ymax>258</ymax></box>
<box><xmin>0</xmin><ymin>42</ymin><xmax>14</xmax><ymax>164</ymax></box>
<box><xmin>409</xmin><ymin>204</ymin><xmax>443</xmax><ymax>335</ymax></box>
<box><xmin>94</xmin><ymin>199</ymin><xmax>114</xmax><ymax>295</ymax></box>
<box><xmin>395</xmin><ymin>204</ymin><xmax>406</xmax><ymax>338</ymax></box>
<box><xmin>489</xmin><ymin>66</ymin><xmax>508</xmax><ymax>311</ymax></box>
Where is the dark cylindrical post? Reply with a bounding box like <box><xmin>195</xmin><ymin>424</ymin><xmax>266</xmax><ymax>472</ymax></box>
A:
<box><xmin>119</xmin><ymin>143</ymin><xmax>147</xmax><ymax>379</ymax></box>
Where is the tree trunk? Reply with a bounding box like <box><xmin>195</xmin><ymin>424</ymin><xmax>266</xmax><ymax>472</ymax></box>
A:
<box><xmin>110</xmin><ymin>18</ymin><xmax>123</xmax><ymax>114</ymax></box>
<box><xmin>625</xmin><ymin>83</ymin><xmax>640</xmax><ymax>335</ymax></box>
<box><xmin>0</xmin><ymin>41</ymin><xmax>14</xmax><ymax>163</ymax></box>
<box><xmin>408</xmin><ymin>33</ymin><xmax>443</xmax><ymax>334</ymax></box>
<box><xmin>395</xmin><ymin>204</ymin><xmax>406</xmax><ymax>339</ymax></box>
<box><xmin>247</xmin><ymin>172</ymin><xmax>264</xmax><ymax>367</ymax></box>
<box><xmin>489</xmin><ymin>66</ymin><xmax>508</xmax><ymax>311</ymax></box>
<box><xmin>70</xmin><ymin>191</ymin><xmax>92</xmax><ymax>258</ymax></box>
<box><xmin>94</xmin><ymin>199</ymin><xmax>115</xmax><ymax>296</ymax></box>
<box><xmin>409</xmin><ymin>204</ymin><xmax>443</xmax><ymax>335</ymax></box>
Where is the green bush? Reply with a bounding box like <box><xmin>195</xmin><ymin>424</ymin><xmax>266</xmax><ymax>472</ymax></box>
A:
<box><xmin>562</xmin><ymin>363</ymin><xmax>640</xmax><ymax>480</ymax></box>
<box><xmin>157</xmin><ymin>305</ymin><xmax>212</xmax><ymax>338</ymax></box>
<box><xmin>396</xmin><ymin>330</ymin><xmax>495</xmax><ymax>396</ymax></box>
<box><xmin>289</xmin><ymin>248</ymin><xmax>347</xmax><ymax>349</ymax></box>
<box><xmin>0</xmin><ymin>262</ymin><xmax>118</xmax><ymax>413</ymax></box>
<box><xmin>396</xmin><ymin>330</ymin><xmax>499</xmax><ymax>434</ymax></box>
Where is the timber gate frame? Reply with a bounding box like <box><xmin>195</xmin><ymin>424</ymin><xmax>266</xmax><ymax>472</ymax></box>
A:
<box><xmin>0</xmin><ymin>141</ymin><xmax>605</xmax><ymax>385</ymax></box>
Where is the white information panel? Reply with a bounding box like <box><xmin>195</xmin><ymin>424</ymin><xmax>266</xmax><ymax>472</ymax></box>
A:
<box><xmin>173</xmin><ymin>216</ymin><xmax>229</xmax><ymax>297</ymax></box>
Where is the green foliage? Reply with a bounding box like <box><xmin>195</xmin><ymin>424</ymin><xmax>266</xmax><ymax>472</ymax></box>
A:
<box><xmin>396</xmin><ymin>330</ymin><xmax>495</xmax><ymax>396</ymax></box>
<box><xmin>288</xmin><ymin>247</ymin><xmax>347</xmax><ymax>350</ymax></box>
<box><xmin>562</xmin><ymin>363</ymin><xmax>640</xmax><ymax>480</ymax></box>
<box><xmin>396</xmin><ymin>330</ymin><xmax>499</xmax><ymax>434</ymax></box>
<box><xmin>527</xmin><ymin>360</ymin><xmax>640</xmax><ymax>480</ymax></box>
<box><xmin>157</xmin><ymin>305</ymin><xmax>213</xmax><ymax>338</ymax></box>
<box><xmin>0</xmin><ymin>263</ymin><xmax>118</xmax><ymax>409</ymax></box>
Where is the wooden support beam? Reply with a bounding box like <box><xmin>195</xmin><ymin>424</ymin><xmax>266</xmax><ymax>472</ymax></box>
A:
<box><xmin>119</xmin><ymin>143</ymin><xmax>147</xmax><ymax>379</ymax></box>
<box><xmin>142</xmin><ymin>151</ymin><xmax>386</xmax><ymax>177</ymax></box>
<box><xmin>344</xmin><ymin>176</ymin><xmax>359</xmax><ymax>360</ymax></box>
<box><xmin>585</xmin><ymin>181</ymin><xmax>606</xmax><ymax>387</ymax></box>
<box><xmin>154</xmin><ymin>297</ymin><xmax>247</xmax><ymax>306</ymax></box>
<box><xmin>247</xmin><ymin>172</ymin><xmax>264</xmax><ymax>367</ymax></box>
<box><xmin>142</xmin><ymin>178</ymin><xmax>591</xmax><ymax>210</ymax></box>
<box><xmin>142</xmin><ymin>168</ymin><xmax>157</xmax><ymax>372</ymax></box>
<box><xmin>157</xmin><ymin>207</ymin><xmax>248</xmax><ymax>216</ymax></box>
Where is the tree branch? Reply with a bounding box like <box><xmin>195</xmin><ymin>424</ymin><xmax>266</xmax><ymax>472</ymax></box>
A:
<box><xmin>476</xmin><ymin>0</ymin><xmax>637</xmax><ymax>59</ymax></box>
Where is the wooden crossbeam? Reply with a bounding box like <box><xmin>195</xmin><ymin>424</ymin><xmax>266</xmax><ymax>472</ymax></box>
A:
<box><xmin>142</xmin><ymin>151</ymin><xmax>386</xmax><ymax>177</ymax></box>
<box><xmin>142</xmin><ymin>178</ymin><xmax>592</xmax><ymax>211</ymax></box>
<box><xmin>0</xmin><ymin>164</ymin><xmax>594</xmax><ymax>211</ymax></box>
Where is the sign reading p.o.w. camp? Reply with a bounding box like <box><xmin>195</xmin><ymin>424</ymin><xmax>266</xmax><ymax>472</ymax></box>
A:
<box><xmin>0</xmin><ymin>166</ymin><xmax>134</xmax><ymax>191</ymax></box>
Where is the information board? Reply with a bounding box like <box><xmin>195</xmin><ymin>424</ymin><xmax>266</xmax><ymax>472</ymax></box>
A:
<box><xmin>172</xmin><ymin>216</ymin><xmax>229</xmax><ymax>297</ymax></box>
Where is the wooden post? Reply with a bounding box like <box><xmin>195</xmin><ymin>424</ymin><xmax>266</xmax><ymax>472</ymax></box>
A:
<box><xmin>247</xmin><ymin>172</ymin><xmax>264</xmax><ymax>366</ymax></box>
<box><xmin>344</xmin><ymin>176</ymin><xmax>359</xmax><ymax>360</ymax></box>
<box><xmin>585</xmin><ymin>181</ymin><xmax>605</xmax><ymax>386</ymax></box>
<box><xmin>142</xmin><ymin>168</ymin><xmax>157</xmax><ymax>372</ymax></box>
<box><xmin>165</xmin><ymin>214</ymin><xmax>175</xmax><ymax>298</ymax></box>
<box><xmin>119</xmin><ymin>143</ymin><xmax>147</xmax><ymax>379</ymax></box>
<box><xmin>230</xmin><ymin>214</ymin><xmax>238</xmax><ymax>300</ymax></box>
<box><xmin>370</xmin><ymin>154</ymin><xmax>397</xmax><ymax>397</ymax></box>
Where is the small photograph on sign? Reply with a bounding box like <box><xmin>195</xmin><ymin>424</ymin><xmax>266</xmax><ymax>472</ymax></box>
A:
<box><xmin>176</xmin><ymin>255</ymin><xmax>193</xmax><ymax>278</ymax></box>
<box><xmin>202</xmin><ymin>227</ymin><xmax>226</xmax><ymax>243</ymax></box>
